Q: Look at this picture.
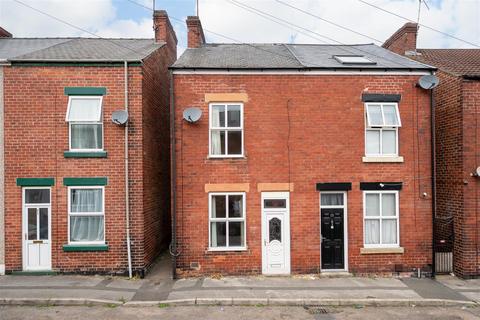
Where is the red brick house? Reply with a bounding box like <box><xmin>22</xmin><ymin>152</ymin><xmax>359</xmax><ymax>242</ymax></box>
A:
<box><xmin>170</xmin><ymin>17</ymin><xmax>436</xmax><ymax>276</ymax></box>
<box><xmin>0</xmin><ymin>10</ymin><xmax>176</xmax><ymax>275</ymax></box>
<box><xmin>384</xmin><ymin>23</ymin><xmax>480</xmax><ymax>278</ymax></box>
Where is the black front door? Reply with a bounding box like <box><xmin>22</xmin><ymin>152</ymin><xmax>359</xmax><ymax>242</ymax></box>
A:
<box><xmin>321</xmin><ymin>208</ymin><xmax>344</xmax><ymax>270</ymax></box>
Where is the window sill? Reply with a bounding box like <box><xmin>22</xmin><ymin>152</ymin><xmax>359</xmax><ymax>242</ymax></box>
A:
<box><xmin>207</xmin><ymin>156</ymin><xmax>246</xmax><ymax>160</ymax></box>
<box><xmin>362</xmin><ymin>156</ymin><xmax>404</xmax><ymax>163</ymax></box>
<box><xmin>63</xmin><ymin>244</ymin><xmax>109</xmax><ymax>252</ymax></box>
<box><xmin>360</xmin><ymin>247</ymin><xmax>404</xmax><ymax>254</ymax></box>
<box><xmin>207</xmin><ymin>247</ymin><xmax>247</xmax><ymax>252</ymax></box>
<box><xmin>64</xmin><ymin>151</ymin><xmax>107</xmax><ymax>158</ymax></box>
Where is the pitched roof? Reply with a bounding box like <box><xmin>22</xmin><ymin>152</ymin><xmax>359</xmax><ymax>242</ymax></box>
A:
<box><xmin>0</xmin><ymin>38</ymin><xmax>164</xmax><ymax>62</ymax></box>
<box><xmin>416</xmin><ymin>49</ymin><xmax>480</xmax><ymax>77</ymax></box>
<box><xmin>172</xmin><ymin>43</ymin><xmax>434</xmax><ymax>71</ymax></box>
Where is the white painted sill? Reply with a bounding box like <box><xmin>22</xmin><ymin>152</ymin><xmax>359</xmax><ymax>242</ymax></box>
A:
<box><xmin>207</xmin><ymin>247</ymin><xmax>248</xmax><ymax>252</ymax></box>
<box><xmin>362</xmin><ymin>156</ymin><xmax>404</xmax><ymax>163</ymax></box>
<box><xmin>360</xmin><ymin>247</ymin><xmax>405</xmax><ymax>254</ymax></box>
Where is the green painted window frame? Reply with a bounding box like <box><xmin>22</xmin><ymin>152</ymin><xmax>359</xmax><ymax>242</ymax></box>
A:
<box><xmin>64</xmin><ymin>151</ymin><xmax>107</xmax><ymax>158</ymax></box>
<box><xmin>63</xmin><ymin>244</ymin><xmax>109</xmax><ymax>252</ymax></box>
<box><xmin>16</xmin><ymin>178</ymin><xmax>55</xmax><ymax>187</ymax></box>
<box><xmin>64</xmin><ymin>87</ymin><xmax>107</xmax><ymax>96</ymax></box>
<box><xmin>63</xmin><ymin>177</ymin><xmax>108</xmax><ymax>186</ymax></box>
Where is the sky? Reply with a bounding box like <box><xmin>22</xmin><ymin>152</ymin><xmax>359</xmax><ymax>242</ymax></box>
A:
<box><xmin>1</xmin><ymin>0</ymin><xmax>479</xmax><ymax>54</ymax></box>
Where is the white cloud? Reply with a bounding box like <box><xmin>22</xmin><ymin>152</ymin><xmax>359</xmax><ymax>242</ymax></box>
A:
<box><xmin>199</xmin><ymin>0</ymin><xmax>480</xmax><ymax>49</ymax></box>
<box><xmin>0</xmin><ymin>0</ymin><xmax>154</xmax><ymax>39</ymax></box>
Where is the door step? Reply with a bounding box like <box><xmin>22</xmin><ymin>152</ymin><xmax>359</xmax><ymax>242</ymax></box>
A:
<box><xmin>318</xmin><ymin>271</ymin><xmax>353</xmax><ymax>278</ymax></box>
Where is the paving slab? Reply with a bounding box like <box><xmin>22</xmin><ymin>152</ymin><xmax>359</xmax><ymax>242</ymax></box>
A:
<box><xmin>0</xmin><ymin>288</ymin><xmax>135</xmax><ymax>302</ymax></box>
<box><xmin>0</xmin><ymin>275</ymin><xmax>103</xmax><ymax>287</ymax></box>
<box><xmin>401</xmin><ymin>278</ymin><xmax>470</xmax><ymax>301</ymax></box>
<box><xmin>106</xmin><ymin>278</ymin><xmax>145</xmax><ymax>290</ymax></box>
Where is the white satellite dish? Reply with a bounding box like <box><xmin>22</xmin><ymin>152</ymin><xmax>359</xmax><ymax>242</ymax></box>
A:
<box><xmin>111</xmin><ymin>110</ymin><xmax>129</xmax><ymax>125</ymax></box>
<box><xmin>418</xmin><ymin>75</ymin><xmax>440</xmax><ymax>90</ymax></box>
<box><xmin>183</xmin><ymin>107</ymin><xmax>202</xmax><ymax>123</ymax></box>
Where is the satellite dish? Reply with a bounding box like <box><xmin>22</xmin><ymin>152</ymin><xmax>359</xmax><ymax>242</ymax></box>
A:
<box><xmin>476</xmin><ymin>167</ymin><xmax>480</xmax><ymax>177</ymax></box>
<box><xmin>111</xmin><ymin>110</ymin><xmax>129</xmax><ymax>125</ymax></box>
<box><xmin>183</xmin><ymin>107</ymin><xmax>202</xmax><ymax>123</ymax></box>
<box><xmin>418</xmin><ymin>75</ymin><xmax>440</xmax><ymax>90</ymax></box>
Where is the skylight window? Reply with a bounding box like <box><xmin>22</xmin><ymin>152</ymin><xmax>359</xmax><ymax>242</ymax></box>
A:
<box><xmin>333</xmin><ymin>55</ymin><xmax>376</xmax><ymax>65</ymax></box>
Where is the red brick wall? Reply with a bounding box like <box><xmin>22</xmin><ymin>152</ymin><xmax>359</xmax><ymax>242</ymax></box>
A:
<box><xmin>433</xmin><ymin>71</ymin><xmax>462</xmax><ymax>257</ymax></box>
<box><xmin>458</xmin><ymin>79</ymin><xmax>480</xmax><ymax>277</ymax></box>
<box><xmin>173</xmin><ymin>73</ymin><xmax>433</xmax><ymax>276</ymax></box>
<box><xmin>3</xmin><ymin>60</ymin><xmax>170</xmax><ymax>274</ymax></box>
<box><xmin>141</xmin><ymin>46</ymin><xmax>175</xmax><ymax>271</ymax></box>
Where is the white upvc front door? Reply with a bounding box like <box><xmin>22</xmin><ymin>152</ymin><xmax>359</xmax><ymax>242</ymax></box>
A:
<box><xmin>22</xmin><ymin>188</ymin><xmax>52</xmax><ymax>271</ymax></box>
<box><xmin>261</xmin><ymin>192</ymin><xmax>290</xmax><ymax>275</ymax></box>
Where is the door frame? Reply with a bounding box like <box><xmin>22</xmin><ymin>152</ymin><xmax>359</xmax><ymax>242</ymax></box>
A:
<box><xmin>261</xmin><ymin>191</ymin><xmax>291</xmax><ymax>275</ymax></box>
<box><xmin>22</xmin><ymin>187</ymin><xmax>52</xmax><ymax>271</ymax></box>
<box><xmin>319</xmin><ymin>191</ymin><xmax>348</xmax><ymax>272</ymax></box>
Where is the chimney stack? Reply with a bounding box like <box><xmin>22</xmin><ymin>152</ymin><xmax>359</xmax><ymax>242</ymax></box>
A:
<box><xmin>0</xmin><ymin>27</ymin><xmax>12</xmax><ymax>38</ymax></box>
<box><xmin>186</xmin><ymin>16</ymin><xmax>205</xmax><ymax>49</ymax></box>
<box><xmin>382</xmin><ymin>22</ymin><xmax>418</xmax><ymax>56</ymax></box>
<box><xmin>153</xmin><ymin>10</ymin><xmax>177</xmax><ymax>57</ymax></box>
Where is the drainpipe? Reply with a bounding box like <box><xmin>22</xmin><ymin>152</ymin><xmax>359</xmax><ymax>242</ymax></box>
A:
<box><xmin>169</xmin><ymin>70</ymin><xmax>177</xmax><ymax>279</ymax></box>
<box><xmin>431</xmin><ymin>86</ymin><xmax>437</xmax><ymax>278</ymax></box>
<box><xmin>124</xmin><ymin>61</ymin><xmax>133</xmax><ymax>278</ymax></box>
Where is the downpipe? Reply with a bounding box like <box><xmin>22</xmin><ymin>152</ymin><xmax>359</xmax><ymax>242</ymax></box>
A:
<box><xmin>124</xmin><ymin>60</ymin><xmax>133</xmax><ymax>278</ymax></box>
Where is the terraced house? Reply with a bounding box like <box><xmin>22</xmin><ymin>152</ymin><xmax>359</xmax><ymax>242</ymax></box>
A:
<box><xmin>0</xmin><ymin>10</ymin><xmax>176</xmax><ymax>275</ymax></box>
<box><xmin>170</xmin><ymin>16</ymin><xmax>436</xmax><ymax>276</ymax></box>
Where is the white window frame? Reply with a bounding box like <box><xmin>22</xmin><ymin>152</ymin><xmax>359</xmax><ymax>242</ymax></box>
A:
<box><xmin>67</xmin><ymin>186</ymin><xmax>105</xmax><ymax>245</ymax></box>
<box><xmin>208</xmin><ymin>192</ymin><xmax>247</xmax><ymax>251</ymax></box>
<box><xmin>208</xmin><ymin>103</ymin><xmax>244</xmax><ymax>158</ymax></box>
<box><xmin>66</xmin><ymin>96</ymin><xmax>104</xmax><ymax>152</ymax></box>
<box><xmin>363</xmin><ymin>190</ymin><xmax>400</xmax><ymax>248</ymax></box>
<box><xmin>364</xmin><ymin>102</ymin><xmax>401</xmax><ymax>157</ymax></box>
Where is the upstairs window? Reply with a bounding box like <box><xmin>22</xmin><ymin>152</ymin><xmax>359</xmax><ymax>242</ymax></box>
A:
<box><xmin>209</xmin><ymin>103</ymin><xmax>243</xmax><ymax>157</ymax></box>
<box><xmin>365</xmin><ymin>103</ymin><xmax>401</xmax><ymax>156</ymax></box>
<box><xmin>66</xmin><ymin>96</ymin><xmax>103</xmax><ymax>151</ymax></box>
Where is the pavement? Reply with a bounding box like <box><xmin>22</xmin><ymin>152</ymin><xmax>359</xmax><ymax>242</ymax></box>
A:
<box><xmin>0</xmin><ymin>254</ymin><xmax>478</xmax><ymax>308</ymax></box>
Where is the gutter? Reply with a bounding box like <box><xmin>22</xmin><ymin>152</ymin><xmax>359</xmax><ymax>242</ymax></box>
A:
<box><xmin>124</xmin><ymin>61</ymin><xmax>133</xmax><ymax>278</ymax></box>
<box><xmin>169</xmin><ymin>70</ymin><xmax>178</xmax><ymax>279</ymax></box>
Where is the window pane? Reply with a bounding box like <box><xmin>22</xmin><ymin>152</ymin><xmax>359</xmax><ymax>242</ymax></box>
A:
<box><xmin>70</xmin><ymin>216</ymin><xmax>104</xmax><ymax>242</ymax></box>
<box><xmin>210</xmin><ymin>222</ymin><xmax>226</xmax><ymax>247</ymax></box>
<box><xmin>382</xmin><ymin>130</ymin><xmax>396</xmax><ymax>155</ymax></box>
<box><xmin>321</xmin><ymin>194</ymin><xmax>343</xmax><ymax>206</ymax></box>
<box><xmin>71</xmin><ymin>124</ymin><xmax>102</xmax><ymax>150</ymax></box>
<box><xmin>365</xmin><ymin>219</ymin><xmax>380</xmax><ymax>244</ymax></box>
<box><xmin>211</xmin><ymin>130</ymin><xmax>225</xmax><ymax>155</ymax></box>
<box><xmin>227</xmin><ymin>131</ymin><xmax>242</xmax><ymax>155</ymax></box>
<box><xmin>383</xmin><ymin>105</ymin><xmax>399</xmax><ymax>126</ymax></box>
<box><xmin>25</xmin><ymin>189</ymin><xmax>50</xmax><ymax>204</ymax></box>
<box><xmin>264</xmin><ymin>199</ymin><xmax>286</xmax><ymax>208</ymax></box>
<box><xmin>228</xmin><ymin>195</ymin><xmax>243</xmax><ymax>218</ymax></box>
<box><xmin>367</xmin><ymin>105</ymin><xmax>383</xmax><ymax>126</ymax></box>
<box><xmin>365</xmin><ymin>194</ymin><xmax>380</xmax><ymax>216</ymax></box>
<box><xmin>366</xmin><ymin>130</ymin><xmax>380</xmax><ymax>155</ymax></box>
<box><xmin>211</xmin><ymin>105</ymin><xmax>225</xmax><ymax>127</ymax></box>
<box><xmin>28</xmin><ymin>208</ymin><xmax>37</xmax><ymax>240</ymax></box>
<box><xmin>71</xmin><ymin>189</ymin><xmax>103</xmax><ymax>212</ymax></box>
<box><xmin>39</xmin><ymin>208</ymin><xmax>48</xmax><ymax>240</ymax></box>
<box><xmin>269</xmin><ymin>217</ymin><xmax>282</xmax><ymax>243</ymax></box>
<box><xmin>211</xmin><ymin>195</ymin><xmax>226</xmax><ymax>218</ymax></box>
<box><xmin>228</xmin><ymin>221</ymin><xmax>244</xmax><ymax>246</ymax></box>
<box><xmin>382</xmin><ymin>194</ymin><xmax>396</xmax><ymax>216</ymax></box>
<box><xmin>67</xmin><ymin>97</ymin><xmax>102</xmax><ymax>122</ymax></box>
<box><xmin>227</xmin><ymin>105</ymin><xmax>241</xmax><ymax>127</ymax></box>
<box><xmin>382</xmin><ymin>219</ymin><xmax>397</xmax><ymax>244</ymax></box>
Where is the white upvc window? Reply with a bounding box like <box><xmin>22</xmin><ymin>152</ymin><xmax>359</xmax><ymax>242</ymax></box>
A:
<box><xmin>68</xmin><ymin>186</ymin><xmax>105</xmax><ymax>244</ymax></box>
<box><xmin>209</xmin><ymin>192</ymin><xmax>246</xmax><ymax>250</ymax></box>
<box><xmin>365</xmin><ymin>103</ymin><xmax>401</xmax><ymax>156</ymax></box>
<box><xmin>66</xmin><ymin>96</ymin><xmax>104</xmax><ymax>152</ymax></box>
<box><xmin>363</xmin><ymin>191</ymin><xmax>399</xmax><ymax>248</ymax></box>
<box><xmin>209</xmin><ymin>103</ymin><xmax>244</xmax><ymax>157</ymax></box>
